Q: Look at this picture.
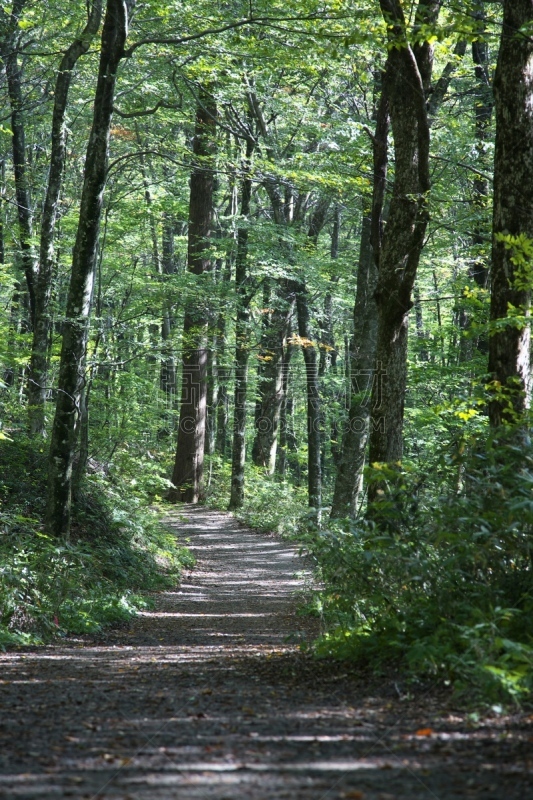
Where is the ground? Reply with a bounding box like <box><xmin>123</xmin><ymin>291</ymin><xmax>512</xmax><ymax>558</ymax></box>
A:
<box><xmin>0</xmin><ymin>505</ymin><xmax>532</xmax><ymax>799</ymax></box>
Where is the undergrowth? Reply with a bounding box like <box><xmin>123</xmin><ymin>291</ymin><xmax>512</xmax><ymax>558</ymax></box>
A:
<box><xmin>0</xmin><ymin>437</ymin><xmax>194</xmax><ymax>647</ymax></box>
<box><xmin>204</xmin><ymin>456</ymin><xmax>309</xmax><ymax>536</ymax></box>
<box><xmin>302</xmin><ymin>434</ymin><xmax>533</xmax><ymax>705</ymax></box>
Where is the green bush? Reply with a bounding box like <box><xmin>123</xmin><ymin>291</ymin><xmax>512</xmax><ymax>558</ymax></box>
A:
<box><xmin>205</xmin><ymin>455</ymin><xmax>308</xmax><ymax>537</ymax></box>
<box><xmin>304</xmin><ymin>435</ymin><xmax>533</xmax><ymax>703</ymax></box>
<box><xmin>0</xmin><ymin>437</ymin><xmax>194</xmax><ymax>645</ymax></box>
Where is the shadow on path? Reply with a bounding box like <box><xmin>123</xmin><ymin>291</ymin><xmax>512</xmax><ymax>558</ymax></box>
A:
<box><xmin>0</xmin><ymin>505</ymin><xmax>531</xmax><ymax>799</ymax></box>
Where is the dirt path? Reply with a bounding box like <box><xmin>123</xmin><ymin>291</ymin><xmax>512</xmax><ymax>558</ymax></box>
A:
<box><xmin>0</xmin><ymin>506</ymin><xmax>531</xmax><ymax>799</ymax></box>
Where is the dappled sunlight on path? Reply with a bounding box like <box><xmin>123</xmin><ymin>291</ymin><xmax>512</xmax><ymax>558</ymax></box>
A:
<box><xmin>0</xmin><ymin>506</ymin><xmax>531</xmax><ymax>799</ymax></box>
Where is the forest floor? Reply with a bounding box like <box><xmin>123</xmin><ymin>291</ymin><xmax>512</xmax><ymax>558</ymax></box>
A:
<box><xmin>0</xmin><ymin>505</ymin><xmax>532</xmax><ymax>800</ymax></box>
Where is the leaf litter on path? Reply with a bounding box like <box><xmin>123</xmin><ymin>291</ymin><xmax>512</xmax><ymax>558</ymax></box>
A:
<box><xmin>0</xmin><ymin>505</ymin><xmax>531</xmax><ymax>799</ymax></box>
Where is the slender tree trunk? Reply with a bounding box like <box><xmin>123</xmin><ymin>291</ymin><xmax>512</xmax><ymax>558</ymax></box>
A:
<box><xmin>368</xmin><ymin>0</ymin><xmax>440</xmax><ymax>485</ymax></box>
<box><xmin>318</xmin><ymin>204</ymin><xmax>339</xmax><ymax>378</ymax></box>
<box><xmin>285</xmin><ymin>200</ymin><xmax>328</xmax><ymax>509</ymax></box>
<box><xmin>205</xmin><ymin>339</ymin><xmax>217</xmax><ymax>458</ymax></box>
<box><xmin>0</xmin><ymin>159</ymin><xmax>5</xmax><ymax>267</ymax></box>
<box><xmin>214</xmin><ymin>325</ymin><xmax>229</xmax><ymax>456</ymax></box>
<box><xmin>229</xmin><ymin>138</ymin><xmax>255</xmax><ymax>508</ymax></box>
<box><xmin>28</xmin><ymin>0</ymin><xmax>103</xmax><ymax>435</ymax></box>
<box><xmin>252</xmin><ymin>282</ymin><xmax>294</xmax><ymax>474</ymax></box>
<box><xmin>470</xmin><ymin>1</ymin><xmax>493</xmax><ymax>291</ymax></box>
<box><xmin>1</xmin><ymin>0</ymin><xmax>37</xmax><ymax>322</ymax></box>
<box><xmin>455</xmin><ymin>6</ymin><xmax>492</xmax><ymax>360</ymax></box>
<box><xmin>330</xmin><ymin>84</ymin><xmax>389</xmax><ymax>519</ymax></box>
<box><xmin>160</xmin><ymin>213</ymin><xmax>177</xmax><ymax>401</ymax></box>
<box><xmin>276</xmin><ymin>342</ymin><xmax>293</xmax><ymax>479</ymax></box>
<box><xmin>320</xmin><ymin>207</ymin><xmax>341</xmax><ymax>469</ymax></box>
<box><xmin>169</xmin><ymin>92</ymin><xmax>216</xmax><ymax>502</ymax></box>
<box><xmin>488</xmin><ymin>0</ymin><xmax>533</xmax><ymax>428</ymax></box>
<box><xmin>46</xmin><ymin>0</ymin><xmax>128</xmax><ymax>538</ymax></box>
<box><xmin>292</xmin><ymin>283</ymin><xmax>322</xmax><ymax>509</ymax></box>
<box><xmin>214</xmin><ymin>257</ymin><xmax>232</xmax><ymax>457</ymax></box>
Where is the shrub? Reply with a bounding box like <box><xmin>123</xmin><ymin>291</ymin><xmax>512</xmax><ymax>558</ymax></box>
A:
<box><xmin>0</xmin><ymin>437</ymin><xmax>194</xmax><ymax>645</ymax></box>
<box><xmin>304</xmin><ymin>435</ymin><xmax>533</xmax><ymax>703</ymax></box>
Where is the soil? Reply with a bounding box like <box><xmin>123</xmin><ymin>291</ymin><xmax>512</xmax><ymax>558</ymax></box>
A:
<box><xmin>0</xmin><ymin>505</ymin><xmax>532</xmax><ymax>799</ymax></box>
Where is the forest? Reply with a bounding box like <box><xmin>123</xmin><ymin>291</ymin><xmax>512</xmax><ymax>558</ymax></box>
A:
<box><xmin>1</xmin><ymin>0</ymin><xmax>533</xmax><ymax>705</ymax></box>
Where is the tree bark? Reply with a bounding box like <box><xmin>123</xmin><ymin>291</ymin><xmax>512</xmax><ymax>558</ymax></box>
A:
<box><xmin>160</xmin><ymin>213</ymin><xmax>177</xmax><ymax>400</ymax></box>
<box><xmin>470</xmin><ymin>1</ymin><xmax>493</xmax><ymax>291</ymax></box>
<box><xmin>291</xmin><ymin>281</ymin><xmax>322</xmax><ymax>509</ymax></box>
<box><xmin>28</xmin><ymin>0</ymin><xmax>103</xmax><ymax>436</ymax></box>
<box><xmin>46</xmin><ymin>0</ymin><xmax>129</xmax><ymax>538</ymax></box>
<box><xmin>285</xmin><ymin>200</ymin><xmax>328</xmax><ymax>510</ymax></box>
<box><xmin>229</xmin><ymin>137</ymin><xmax>255</xmax><ymax>508</ymax></box>
<box><xmin>0</xmin><ymin>0</ymin><xmax>37</xmax><ymax>323</ymax></box>
<box><xmin>169</xmin><ymin>91</ymin><xmax>216</xmax><ymax>502</ymax></box>
<box><xmin>251</xmin><ymin>281</ymin><xmax>293</xmax><ymax>474</ymax></box>
<box><xmin>367</xmin><ymin>0</ymin><xmax>440</xmax><ymax>485</ymax></box>
<box><xmin>488</xmin><ymin>0</ymin><xmax>533</xmax><ymax>428</ymax></box>
<box><xmin>330</xmin><ymin>81</ymin><xmax>389</xmax><ymax>519</ymax></box>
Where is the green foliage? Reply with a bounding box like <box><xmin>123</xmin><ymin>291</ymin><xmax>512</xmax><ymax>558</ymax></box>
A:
<box><xmin>495</xmin><ymin>232</ymin><xmax>533</xmax><ymax>291</ymax></box>
<box><xmin>0</xmin><ymin>437</ymin><xmax>193</xmax><ymax>645</ymax></box>
<box><xmin>205</xmin><ymin>456</ymin><xmax>308</xmax><ymax>537</ymax></box>
<box><xmin>304</xmin><ymin>435</ymin><xmax>533</xmax><ymax>704</ymax></box>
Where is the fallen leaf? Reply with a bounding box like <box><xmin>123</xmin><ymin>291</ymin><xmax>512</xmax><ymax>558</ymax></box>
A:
<box><xmin>415</xmin><ymin>728</ymin><xmax>434</xmax><ymax>737</ymax></box>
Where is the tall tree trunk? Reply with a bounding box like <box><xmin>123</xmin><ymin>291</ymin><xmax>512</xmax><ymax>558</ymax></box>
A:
<box><xmin>214</xmin><ymin>255</ymin><xmax>232</xmax><ymax>458</ymax></box>
<box><xmin>205</xmin><ymin>331</ymin><xmax>218</xmax><ymax>458</ymax></box>
<box><xmin>330</xmin><ymin>82</ymin><xmax>389</xmax><ymax>519</ymax></box>
<box><xmin>28</xmin><ymin>0</ymin><xmax>103</xmax><ymax>435</ymax></box>
<box><xmin>367</xmin><ymin>0</ymin><xmax>440</xmax><ymax>486</ymax></box>
<box><xmin>319</xmin><ymin>207</ymin><xmax>341</xmax><ymax>469</ymax></box>
<box><xmin>292</xmin><ymin>283</ymin><xmax>322</xmax><ymax>509</ymax></box>
<box><xmin>169</xmin><ymin>92</ymin><xmax>216</xmax><ymax>502</ymax></box>
<box><xmin>160</xmin><ymin>213</ymin><xmax>177</xmax><ymax>401</ymax></box>
<box><xmin>470</xmin><ymin>1</ymin><xmax>493</xmax><ymax>291</ymax></box>
<box><xmin>455</xmin><ymin>6</ymin><xmax>492</xmax><ymax>360</ymax></box>
<box><xmin>318</xmin><ymin>204</ymin><xmax>340</xmax><ymax>378</ymax></box>
<box><xmin>276</xmin><ymin>342</ymin><xmax>293</xmax><ymax>479</ymax></box>
<box><xmin>488</xmin><ymin>0</ymin><xmax>533</xmax><ymax>428</ymax></box>
<box><xmin>0</xmin><ymin>158</ymin><xmax>5</xmax><ymax>267</ymax></box>
<box><xmin>214</xmin><ymin>322</ymin><xmax>229</xmax><ymax>456</ymax></box>
<box><xmin>1</xmin><ymin>0</ymin><xmax>37</xmax><ymax>322</ymax></box>
<box><xmin>251</xmin><ymin>282</ymin><xmax>294</xmax><ymax>474</ymax></box>
<box><xmin>286</xmin><ymin>200</ymin><xmax>328</xmax><ymax>510</ymax></box>
<box><xmin>46</xmin><ymin>0</ymin><xmax>128</xmax><ymax>538</ymax></box>
<box><xmin>229</xmin><ymin>138</ymin><xmax>255</xmax><ymax>508</ymax></box>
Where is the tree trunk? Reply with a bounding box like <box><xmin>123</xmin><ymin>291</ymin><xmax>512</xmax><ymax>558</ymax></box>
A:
<box><xmin>318</xmin><ymin>204</ymin><xmax>340</xmax><ymax>378</ymax></box>
<box><xmin>1</xmin><ymin>0</ymin><xmax>37</xmax><ymax>322</ymax></box>
<box><xmin>276</xmin><ymin>343</ymin><xmax>293</xmax><ymax>479</ymax></box>
<box><xmin>330</xmin><ymin>82</ymin><xmax>389</xmax><ymax>519</ymax></box>
<box><xmin>28</xmin><ymin>0</ymin><xmax>103</xmax><ymax>435</ymax></box>
<box><xmin>46</xmin><ymin>0</ymin><xmax>128</xmax><ymax>538</ymax></box>
<box><xmin>285</xmin><ymin>200</ymin><xmax>328</xmax><ymax>510</ymax></box>
<box><xmin>470</xmin><ymin>0</ymin><xmax>493</xmax><ymax>291</ymax></box>
<box><xmin>229</xmin><ymin>138</ymin><xmax>255</xmax><ymax>508</ymax></box>
<box><xmin>160</xmin><ymin>213</ymin><xmax>177</xmax><ymax>401</ymax></box>
<box><xmin>169</xmin><ymin>91</ymin><xmax>216</xmax><ymax>502</ymax></box>
<box><xmin>292</xmin><ymin>282</ymin><xmax>322</xmax><ymax>509</ymax></box>
<box><xmin>0</xmin><ymin>159</ymin><xmax>5</xmax><ymax>267</ymax></box>
<box><xmin>330</xmin><ymin>211</ymin><xmax>376</xmax><ymax>517</ymax></box>
<box><xmin>205</xmin><ymin>332</ymin><xmax>218</xmax><ymax>458</ymax></box>
<box><xmin>367</xmin><ymin>0</ymin><xmax>440</xmax><ymax>485</ymax></box>
<box><xmin>488</xmin><ymin>0</ymin><xmax>533</xmax><ymax>428</ymax></box>
<box><xmin>252</xmin><ymin>281</ymin><xmax>294</xmax><ymax>474</ymax></box>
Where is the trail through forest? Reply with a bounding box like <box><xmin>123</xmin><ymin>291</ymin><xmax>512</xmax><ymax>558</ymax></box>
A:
<box><xmin>0</xmin><ymin>506</ymin><xmax>531</xmax><ymax>799</ymax></box>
